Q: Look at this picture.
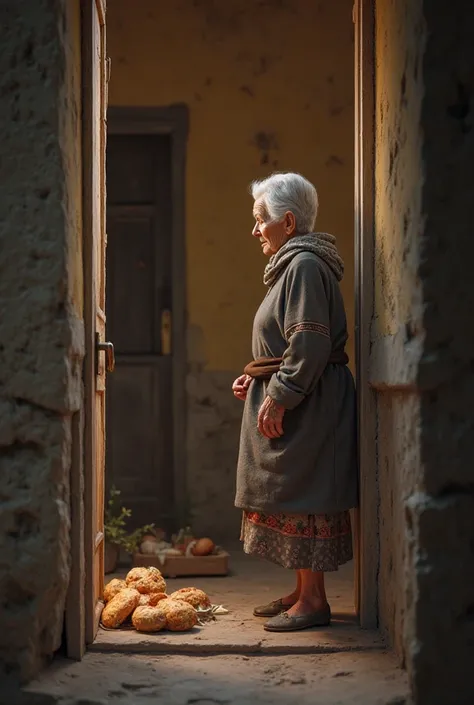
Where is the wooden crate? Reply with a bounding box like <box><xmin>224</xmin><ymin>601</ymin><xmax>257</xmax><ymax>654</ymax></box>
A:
<box><xmin>132</xmin><ymin>549</ymin><xmax>230</xmax><ymax>578</ymax></box>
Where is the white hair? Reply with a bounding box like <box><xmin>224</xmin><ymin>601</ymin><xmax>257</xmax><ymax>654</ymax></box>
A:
<box><xmin>250</xmin><ymin>172</ymin><xmax>318</xmax><ymax>234</ymax></box>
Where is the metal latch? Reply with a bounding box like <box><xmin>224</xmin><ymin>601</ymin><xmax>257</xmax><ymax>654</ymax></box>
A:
<box><xmin>96</xmin><ymin>333</ymin><xmax>115</xmax><ymax>373</ymax></box>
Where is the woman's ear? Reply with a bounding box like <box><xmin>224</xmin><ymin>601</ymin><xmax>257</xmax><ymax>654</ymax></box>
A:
<box><xmin>285</xmin><ymin>211</ymin><xmax>297</xmax><ymax>235</ymax></box>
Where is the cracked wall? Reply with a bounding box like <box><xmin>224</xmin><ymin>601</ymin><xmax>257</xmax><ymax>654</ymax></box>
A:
<box><xmin>374</xmin><ymin>1</ymin><xmax>474</xmax><ymax>702</ymax></box>
<box><xmin>107</xmin><ymin>0</ymin><xmax>355</xmax><ymax>540</ymax></box>
<box><xmin>0</xmin><ymin>0</ymin><xmax>83</xmax><ymax>683</ymax></box>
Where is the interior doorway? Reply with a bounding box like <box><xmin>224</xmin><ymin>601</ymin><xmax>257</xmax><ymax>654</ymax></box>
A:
<box><xmin>106</xmin><ymin>133</ymin><xmax>174</xmax><ymax>531</ymax></box>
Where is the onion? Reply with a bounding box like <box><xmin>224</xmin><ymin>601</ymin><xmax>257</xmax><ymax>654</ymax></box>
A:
<box><xmin>140</xmin><ymin>538</ymin><xmax>159</xmax><ymax>555</ymax></box>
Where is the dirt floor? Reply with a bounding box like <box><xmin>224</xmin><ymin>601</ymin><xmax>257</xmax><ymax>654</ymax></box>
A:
<box><xmin>16</xmin><ymin>651</ymin><xmax>408</xmax><ymax>705</ymax></box>
<box><xmin>9</xmin><ymin>550</ymin><xmax>409</xmax><ymax>704</ymax></box>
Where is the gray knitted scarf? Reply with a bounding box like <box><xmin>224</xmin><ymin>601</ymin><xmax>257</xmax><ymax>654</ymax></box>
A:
<box><xmin>263</xmin><ymin>233</ymin><xmax>344</xmax><ymax>287</ymax></box>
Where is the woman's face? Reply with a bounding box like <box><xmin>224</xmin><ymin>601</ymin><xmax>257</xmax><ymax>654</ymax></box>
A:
<box><xmin>252</xmin><ymin>198</ymin><xmax>296</xmax><ymax>256</ymax></box>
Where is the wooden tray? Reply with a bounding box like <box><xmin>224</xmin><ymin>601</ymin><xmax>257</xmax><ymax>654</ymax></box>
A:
<box><xmin>132</xmin><ymin>549</ymin><xmax>230</xmax><ymax>578</ymax></box>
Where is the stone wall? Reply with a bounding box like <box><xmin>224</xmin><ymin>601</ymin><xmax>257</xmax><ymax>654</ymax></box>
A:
<box><xmin>374</xmin><ymin>1</ymin><xmax>474</xmax><ymax>702</ymax></box>
<box><xmin>407</xmin><ymin>1</ymin><xmax>474</xmax><ymax>703</ymax></box>
<box><xmin>0</xmin><ymin>0</ymin><xmax>83</xmax><ymax>683</ymax></box>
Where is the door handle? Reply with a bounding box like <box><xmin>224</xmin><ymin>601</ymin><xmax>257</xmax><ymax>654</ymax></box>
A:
<box><xmin>96</xmin><ymin>334</ymin><xmax>115</xmax><ymax>373</ymax></box>
<box><xmin>161</xmin><ymin>309</ymin><xmax>172</xmax><ymax>356</ymax></box>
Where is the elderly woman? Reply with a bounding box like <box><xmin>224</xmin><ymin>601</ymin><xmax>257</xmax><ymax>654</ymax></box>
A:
<box><xmin>232</xmin><ymin>172</ymin><xmax>358</xmax><ymax>633</ymax></box>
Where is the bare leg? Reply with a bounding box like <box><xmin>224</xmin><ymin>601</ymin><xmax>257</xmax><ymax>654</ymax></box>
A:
<box><xmin>280</xmin><ymin>570</ymin><xmax>301</xmax><ymax>606</ymax></box>
<box><xmin>285</xmin><ymin>569</ymin><xmax>329</xmax><ymax>617</ymax></box>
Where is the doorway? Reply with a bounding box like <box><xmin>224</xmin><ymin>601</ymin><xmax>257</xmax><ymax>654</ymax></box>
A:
<box><xmin>106</xmin><ymin>108</ymin><xmax>188</xmax><ymax>533</ymax></box>
<box><xmin>106</xmin><ymin>132</ymin><xmax>173</xmax><ymax>531</ymax></box>
<box><xmin>72</xmin><ymin>0</ymin><xmax>377</xmax><ymax>658</ymax></box>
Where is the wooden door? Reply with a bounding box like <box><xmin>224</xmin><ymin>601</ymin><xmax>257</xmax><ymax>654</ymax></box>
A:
<box><xmin>105</xmin><ymin>134</ymin><xmax>175</xmax><ymax>531</ymax></box>
<box><xmin>83</xmin><ymin>0</ymin><xmax>110</xmax><ymax>644</ymax></box>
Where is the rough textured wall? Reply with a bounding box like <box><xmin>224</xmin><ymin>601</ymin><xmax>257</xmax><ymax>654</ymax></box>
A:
<box><xmin>0</xmin><ymin>0</ymin><xmax>83</xmax><ymax>683</ymax></box>
<box><xmin>373</xmin><ymin>0</ymin><xmax>426</xmax><ymax>659</ymax></box>
<box><xmin>374</xmin><ymin>1</ymin><xmax>474</xmax><ymax>702</ymax></box>
<box><xmin>406</xmin><ymin>1</ymin><xmax>474</xmax><ymax>703</ymax></box>
<box><xmin>107</xmin><ymin>0</ymin><xmax>354</xmax><ymax>539</ymax></box>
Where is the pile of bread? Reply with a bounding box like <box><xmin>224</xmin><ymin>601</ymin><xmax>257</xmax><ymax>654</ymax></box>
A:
<box><xmin>102</xmin><ymin>566</ymin><xmax>211</xmax><ymax>633</ymax></box>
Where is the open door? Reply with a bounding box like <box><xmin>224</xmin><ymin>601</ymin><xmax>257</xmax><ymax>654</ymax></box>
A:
<box><xmin>83</xmin><ymin>0</ymin><xmax>111</xmax><ymax>645</ymax></box>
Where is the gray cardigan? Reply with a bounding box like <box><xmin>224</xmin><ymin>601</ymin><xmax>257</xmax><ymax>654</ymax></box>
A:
<box><xmin>235</xmin><ymin>252</ymin><xmax>358</xmax><ymax>515</ymax></box>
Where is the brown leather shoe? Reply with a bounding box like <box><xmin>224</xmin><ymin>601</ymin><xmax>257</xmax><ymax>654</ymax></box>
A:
<box><xmin>263</xmin><ymin>605</ymin><xmax>331</xmax><ymax>631</ymax></box>
<box><xmin>253</xmin><ymin>598</ymin><xmax>295</xmax><ymax>618</ymax></box>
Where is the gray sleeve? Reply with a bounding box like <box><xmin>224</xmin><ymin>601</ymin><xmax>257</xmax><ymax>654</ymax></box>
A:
<box><xmin>266</xmin><ymin>257</ymin><xmax>331</xmax><ymax>410</ymax></box>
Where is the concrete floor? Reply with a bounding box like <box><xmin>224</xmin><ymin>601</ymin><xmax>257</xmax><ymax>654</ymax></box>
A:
<box><xmin>13</xmin><ymin>550</ymin><xmax>409</xmax><ymax>705</ymax></box>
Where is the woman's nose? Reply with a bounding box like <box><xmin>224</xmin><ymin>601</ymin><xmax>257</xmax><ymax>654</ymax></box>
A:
<box><xmin>252</xmin><ymin>223</ymin><xmax>260</xmax><ymax>238</ymax></box>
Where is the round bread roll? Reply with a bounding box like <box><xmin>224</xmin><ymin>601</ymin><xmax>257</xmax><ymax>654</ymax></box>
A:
<box><xmin>126</xmin><ymin>567</ymin><xmax>166</xmax><ymax>594</ymax></box>
<box><xmin>132</xmin><ymin>574</ymin><xmax>167</xmax><ymax>595</ymax></box>
<box><xmin>138</xmin><ymin>593</ymin><xmax>151</xmax><ymax>607</ymax></box>
<box><xmin>126</xmin><ymin>566</ymin><xmax>162</xmax><ymax>584</ymax></box>
<box><xmin>158</xmin><ymin>598</ymin><xmax>198</xmax><ymax>632</ymax></box>
<box><xmin>148</xmin><ymin>592</ymin><xmax>168</xmax><ymax>606</ymax></box>
<box><xmin>138</xmin><ymin>592</ymin><xmax>168</xmax><ymax>607</ymax></box>
<box><xmin>132</xmin><ymin>605</ymin><xmax>167</xmax><ymax>633</ymax></box>
<box><xmin>139</xmin><ymin>592</ymin><xmax>168</xmax><ymax>607</ymax></box>
<box><xmin>103</xmin><ymin>578</ymin><xmax>126</xmax><ymax>603</ymax></box>
<box><xmin>169</xmin><ymin>587</ymin><xmax>211</xmax><ymax>609</ymax></box>
<box><xmin>101</xmin><ymin>588</ymin><xmax>140</xmax><ymax>629</ymax></box>
<box><xmin>125</xmin><ymin>567</ymin><xmax>149</xmax><ymax>584</ymax></box>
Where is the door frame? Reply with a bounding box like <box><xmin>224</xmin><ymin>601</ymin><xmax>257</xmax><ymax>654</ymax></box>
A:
<box><xmin>354</xmin><ymin>0</ymin><xmax>378</xmax><ymax>629</ymax></box>
<box><xmin>106</xmin><ymin>105</ymin><xmax>189</xmax><ymax>530</ymax></box>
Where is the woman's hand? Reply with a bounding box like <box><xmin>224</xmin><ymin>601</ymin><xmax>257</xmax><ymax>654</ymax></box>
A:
<box><xmin>232</xmin><ymin>374</ymin><xmax>252</xmax><ymax>401</ymax></box>
<box><xmin>257</xmin><ymin>395</ymin><xmax>285</xmax><ymax>438</ymax></box>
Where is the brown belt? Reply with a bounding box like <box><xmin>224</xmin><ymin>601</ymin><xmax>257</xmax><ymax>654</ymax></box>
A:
<box><xmin>244</xmin><ymin>350</ymin><xmax>348</xmax><ymax>380</ymax></box>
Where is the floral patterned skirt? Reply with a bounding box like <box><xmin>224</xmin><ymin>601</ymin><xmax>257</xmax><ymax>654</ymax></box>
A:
<box><xmin>240</xmin><ymin>510</ymin><xmax>353</xmax><ymax>572</ymax></box>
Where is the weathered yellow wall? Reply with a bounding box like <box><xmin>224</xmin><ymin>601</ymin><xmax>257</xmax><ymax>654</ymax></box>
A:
<box><xmin>107</xmin><ymin>0</ymin><xmax>355</xmax><ymax>539</ymax></box>
<box><xmin>107</xmin><ymin>0</ymin><xmax>355</xmax><ymax>371</ymax></box>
